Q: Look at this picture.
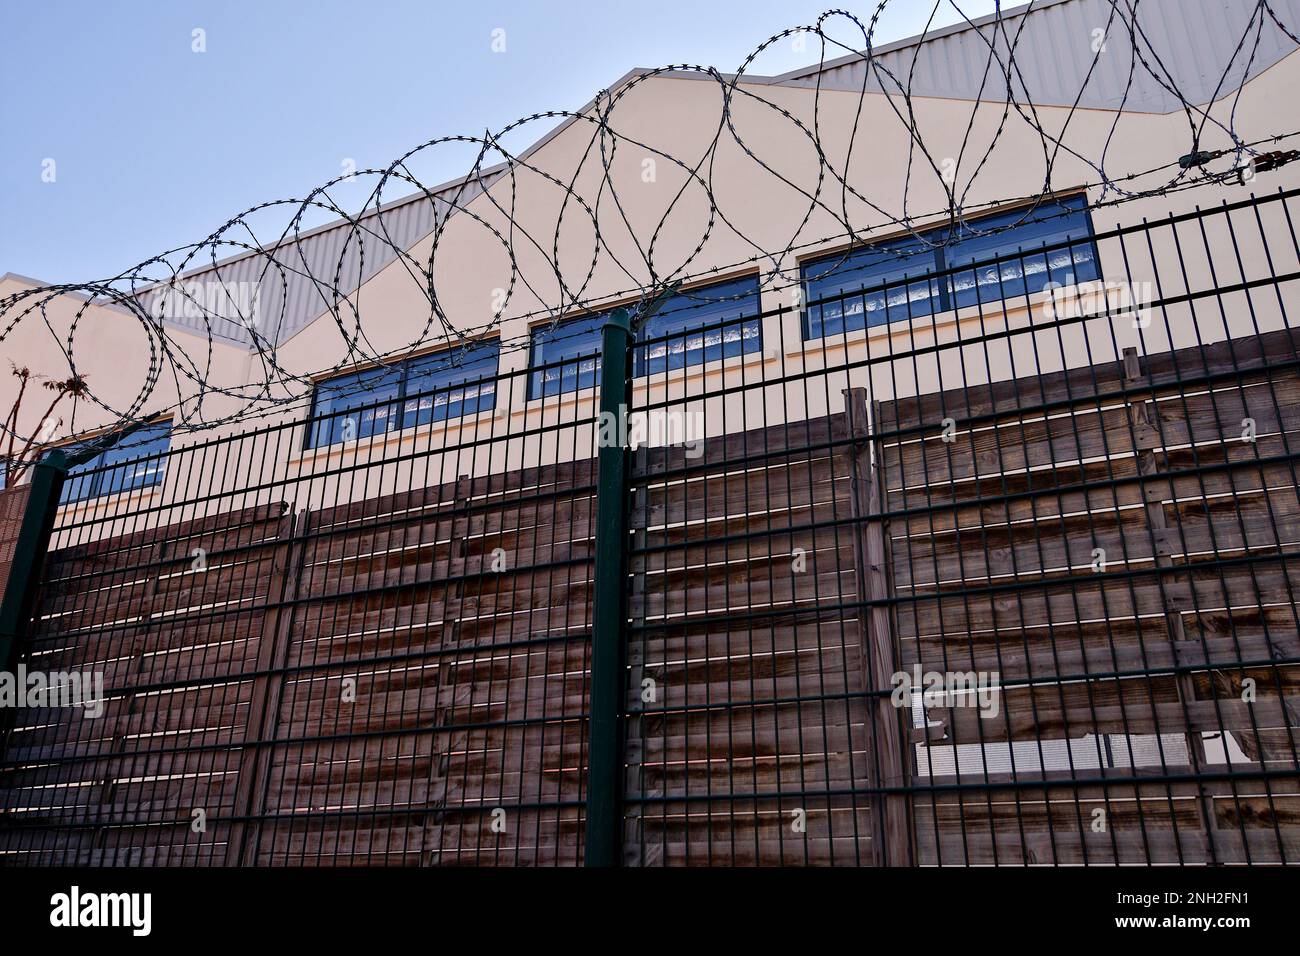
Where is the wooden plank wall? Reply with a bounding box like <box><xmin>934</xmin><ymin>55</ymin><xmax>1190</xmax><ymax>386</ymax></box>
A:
<box><xmin>0</xmin><ymin>503</ymin><xmax>288</xmax><ymax>865</ymax></box>
<box><xmin>0</xmin><ymin>460</ymin><xmax>596</xmax><ymax>866</ymax></box>
<box><xmin>250</xmin><ymin>463</ymin><xmax>594</xmax><ymax>866</ymax></box>
<box><xmin>0</xmin><ymin>483</ymin><xmax>33</xmax><ymax>619</ymax></box>
<box><xmin>3</xmin><ymin>329</ymin><xmax>1299</xmax><ymax>867</ymax></box>
<box><xmin>623</xmin><ymin>415</ymin><xmax>883</xmax><ymax>865</ymax></box>
<box><xmin>877</xmin><ymin>326</ymin><xmax>1300</xmax><ymax>865</ymax></box>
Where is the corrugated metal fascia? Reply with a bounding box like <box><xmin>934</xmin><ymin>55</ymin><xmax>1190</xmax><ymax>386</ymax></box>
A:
<box><xmin>270</xmin><ymin>166</ymin><xmax>507</xmax><ymax>348</ymax></box>
<box><xmin>780</xmin><ymin>0</ymin><xmax>1300</xmax><ymax>113</ymax></box>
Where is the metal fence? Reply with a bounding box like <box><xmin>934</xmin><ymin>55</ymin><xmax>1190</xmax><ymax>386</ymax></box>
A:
<box><xmin>0</xmin><ymin>353</ymin><xmax>603</xmax><ymax>865</ymax></box>
<box><xmin>2</xmin><ymin>188</ymin><xmax>1300</xmax><ymax>865</ymax></box>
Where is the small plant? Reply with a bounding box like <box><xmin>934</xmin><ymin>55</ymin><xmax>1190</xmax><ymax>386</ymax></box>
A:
<box><xmin>2</xmin><ymin>362</ymin><xmax>88</xmax><ymax>487</ymax></box>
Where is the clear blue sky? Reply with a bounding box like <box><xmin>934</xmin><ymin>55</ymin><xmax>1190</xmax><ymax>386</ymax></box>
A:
<box><xmin>0</xmin><ymin>0</ymin><xmax>997</xmax><ymax>283</ymax></box>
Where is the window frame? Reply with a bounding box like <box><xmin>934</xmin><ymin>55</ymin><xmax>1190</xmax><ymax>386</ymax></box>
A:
<box><xmin>634</xmin><ymin>274</ymin><xmax>764</xmax><ymax>378</ymax></box>
<box><xmin>799</xmin><ymin>194</ymin><xmax>1100</xmax><ymax>341</ymax></box>
<box><xmin>526</xmin><ymin>313</ymin><xmax>606</xmax><ymax>401</ymax></box>
<box><xmin>942</xmin><ymin>195</ymin><xmax>1101</xmax><ymax>310</ymax></box>
<box><xmin>399</xmin><ymin>340</ymin><xmax>501</xmax><ymax>431</ymax></box>
<box><xmin>306</xmin><ymin>363</ymin><xmax>404</xmax><ymax>449</ymax></box>
<box><xmin>59</xmin><ymin>419</ymin><xmax>173</xmax><ymax>504</ymax></box>
<box><xmin>304</xmin><ymin>339</ymin><xmax>502</xmax><ymax>450</ymax></box>
<box><xmin>526</xmin><ymin>273</ymin><xmax>764</xmax><ymax>399</ymax></box>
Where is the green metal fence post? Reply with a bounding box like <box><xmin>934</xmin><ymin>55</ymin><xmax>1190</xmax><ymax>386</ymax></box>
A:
<box><xmin>0</xmin><ymin>450</ymin><xmax>68</xmax><ymax>678</ymax></box>
<box><xmin>0</xmin><ymin>423</ymin><xmax>148</xmax><ymax>675</ymax></box>
<box><xmin>585</xmin><ymin>307</ymin><xmax>632</xmax><ymax>867</ymax></box>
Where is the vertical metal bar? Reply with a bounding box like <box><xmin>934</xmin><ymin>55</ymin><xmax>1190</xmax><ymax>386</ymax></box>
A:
<box><xmin>585</xmin><ymin>308</ymin><xmax>632</xmax><ymax>867</ymax></box>
<box><xmin>0</xmin><ymin>451</ymin><xmax>67</xmax><ymax>785</ymax></box>
<box><xmin>0</xmin><ymin>450</ymin><xmax>68</xmax><ymax>677</ymax></box>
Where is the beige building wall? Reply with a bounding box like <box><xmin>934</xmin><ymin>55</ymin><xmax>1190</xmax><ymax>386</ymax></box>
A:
<box><xmin>5</xmin><ymin>47</ymin><xmax>1300</xmax><ymax>534</ymax></box>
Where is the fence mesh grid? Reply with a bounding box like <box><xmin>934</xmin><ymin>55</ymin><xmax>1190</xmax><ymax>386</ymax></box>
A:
<box><xmin>1</xmin><ymin>189</ymin><xmax>1299</xmax><ymax>865</ymax></box>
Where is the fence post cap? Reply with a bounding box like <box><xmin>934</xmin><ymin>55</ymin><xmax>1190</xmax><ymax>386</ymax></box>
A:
<box><xmin>37</xmin><ymin>448</ymin><xmax>69</xmax><ymax>473</ymax></box>
<box><xmin>602</xmin><ymin>308</ymin><xmax>631</xmax><ymax>333</ymax></box>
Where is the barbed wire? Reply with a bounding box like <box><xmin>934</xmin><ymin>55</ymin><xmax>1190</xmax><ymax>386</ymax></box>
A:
<box><xmin>3</xmin><ymin>0</ymin><xmax>1299</xmax><ymax>454</ymax></box>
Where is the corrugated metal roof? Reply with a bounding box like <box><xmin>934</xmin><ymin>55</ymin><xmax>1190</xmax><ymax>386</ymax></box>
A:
<box><xmin>137</xmin><ymin>169</ymin><xmax>504</xmax><ymax>347</ymax></box>
<box><xmin>778</xmin><ymin>0</ymin><xmax>1300</xmax><ymax>112</ymax></box>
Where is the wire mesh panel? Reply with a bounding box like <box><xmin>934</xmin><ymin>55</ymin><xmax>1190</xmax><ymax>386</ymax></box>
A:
<box><xmin>0</xmin><ymin>358</ymin><xmax>598</xmax><ymax>866</ymax></box>
<box><xmin>621</xmin><ymin>190</ymin><xmax>1300</xmax><ymax>866</ymax></box>
<box><xmin>2</xmin><ymin>191</ymin><xmax>1300</xmax><ymax>866</ymax></box>
<box><xmin>250</xmin><ymin>464</ymin><xmax>594</xmax><ymax>865</ymax></box>
<box><xmin>879</xmin><ymin>327</ymin><xmax>1300</xmax><ymax>865</ymax></box>
<box><xmin>0</xmin><ymin>484</ymin><xmax>34</xmax><ymax>617</ymax></box>
<box><xmin>0</xmin><ymin>504</ymin><xmax>288</xmax><ymax>864</ymax></box>
<box><xmin>624</xmin><ymin>412</ymin><xmax>881</xmax><ymax>865</ymax></box>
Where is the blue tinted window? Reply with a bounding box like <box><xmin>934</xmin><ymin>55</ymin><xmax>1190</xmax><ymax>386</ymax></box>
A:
<box><xmin>528</xmin><ymin>276</ymin><xmax>764</xmax><ymax>396</ymax></box>
<box><xmin>946</xmin><ymin>195</ymin><xmax>1099</xmax><ymax>308</ymax></box>
<box><xmin>637</xmin><ymin>275</ymin><xmax>762</xmax><ymax>376</ymax></box>
<box><xmin>528</xmin><ymin>315</ymin><xmax>604</xmax><ymax>399</ymax></box>
<box><xmin>61</xmin><ymin>460</ymin><xmax>98</xmax><ymax>503</ymax></box>
<box><xmin>802</xmin><ymin>236</ymin><xmax>946</xmax><ymax>338</ymax></box>
<box><xmin>801</xmin><ymin>196</ymin><xmax>1099</xmax><ymax>340</ymax></box>
<box><xmin>61</xmin><ymin>421</ymin><xmax>171</xmax><ymax>504</ymax></box>
<box><xmin>307</xmin><ymin>365</ymin><xmax>402</xmax><ymax>448</ymax></box>
<box><xmin>402</xmin><ymin>341</ymin><xmax>499</xmax><ymax>428</ymax></box>
<box><xmin>307</xmin><ymin>342</ymin><xmax>501</xmax><ymax>449</ymax></box>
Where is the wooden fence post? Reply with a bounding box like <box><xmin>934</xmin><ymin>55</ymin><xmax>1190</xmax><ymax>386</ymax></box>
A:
<box><xmin>225</xmin><ymin>505</ymin><xmax>305</xmax><ymax>866</ymax></box>
<box><xmin>843</xmin><ymin>387</ymin><xmax>913</xmax><ymax>866</ymax></box>
<box><xmin>1122</xmin><ymin>348</ymin><xmax>1219</xmax><ymax>862</ymax></box>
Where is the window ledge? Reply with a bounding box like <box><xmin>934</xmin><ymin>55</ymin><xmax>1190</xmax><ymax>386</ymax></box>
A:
<box><xmin>58</xmin><ymin>484</ymin><xmax>163</xmax><ymax>520</ymax></box>
<box><xmin>631</xmin><ymin>346</ymin><xmax>773</xmax><ymax>396</ymax></box>
<box><xmin>290</xmin><ymin>405</ymin><xmax>506</xmax><ymax>466</ymax></box>
<box><xmin>791</xmin><ymin>281</ymin><xmax>1107</xmax><ymax>358</ymax></box>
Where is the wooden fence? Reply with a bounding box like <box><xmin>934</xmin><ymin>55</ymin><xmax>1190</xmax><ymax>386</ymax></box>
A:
<box><xmin>879</xmin><ymin>326</ymin><xmax>1300</xmax><ymax>865</ymax></box>
<box><xmin>0</xmin><ymin>463</ymin><xmax>596</xmax><ymax>865</ymax></box>
<box><xmin>618</xmin><ymin>325</ymin><xmax>1300</xmax><ymax>866</ymax></box>
<box><xmin>1</xmin><ymin>328</ymin><xmax>1298</xmax><ymax>865</ymax></box>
